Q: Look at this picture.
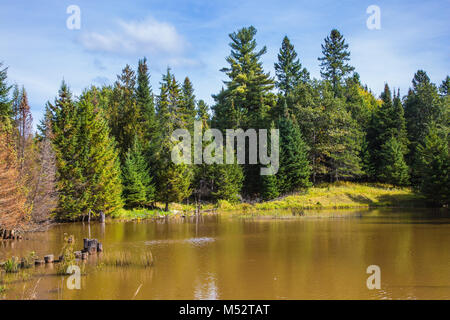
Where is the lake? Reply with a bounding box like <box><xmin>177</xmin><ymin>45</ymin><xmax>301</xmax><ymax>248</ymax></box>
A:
<box><xmin>1</xmin><ymin>208</ymin><xmax>449</xmax><ymax>299</ymax></box>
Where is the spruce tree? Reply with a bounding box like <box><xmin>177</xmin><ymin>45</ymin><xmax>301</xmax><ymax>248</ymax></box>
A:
<box><xmin>404</xmin><ymin>70</ymin><xmax>442</xmax><ymax>185</ymax></box>
<box><xmin>277</xmin><ymin>106</ymin><xmax>311</xmax><ymax>193</ymax></box>
<box><xmin>122</xmin><ymin>137</ymin><xmax>155</xmax><ymax>208</ymax></box>
<box><xmin>379</xmin><ymin>136</ymin><xmax>409</xmax><ymax>186</ymax></box>
<box><xmin>50</xmin><ymin>82</ymin><xmax>87</xmax><ymax>219</ymax></box>
<box><xmin>181</xmin><ymin>77</ymin><xmax>196</xmax><ymax>129</ymax></box>
<box><xmin>274</xmin><ymin>36</ymin><xmax>309</xmax><ymax>96</ymax></box>
<box><xmin>417</xmin><ymin>125</ymin><xmax>449</xmax><ymax>206</ymax></box>
<box><xmin>318</xmin><ymin>29</ymin><xmax>354</xmax><ymax>96</ymax></box>
<box><xmin>154</xmin><ymin>70</ymin><xmax>193</xmax><ymax>211</ymax></box>
<box><xmin>261</xmin><ymin>172</ymin><xmax>279</xmax><ymax>200</ymax></box>
<box><xmin>109</xmin><ymin>65</ymin><xmax>139</xmax><ymax>162</ymax></box>
<box><xmin>136</xmin><ymin>57</ymin><xmax>156</xmax><ymax>148</ymax></box>
<box><xmin>77</xmin><ymin>90</ymin><xmax>123</xmax><ymax>218</ymax></box>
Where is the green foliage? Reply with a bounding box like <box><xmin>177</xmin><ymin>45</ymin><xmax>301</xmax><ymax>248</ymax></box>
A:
<box><xmin>404</xmin><ymin>70</ymin><xmax>443</xmax><ymax>184</ymax></box>
<box><xmin>50</xmin><ymin>84</ymin><xmax>123</xmax><ymax>220</ymax></box>
<box><xmin>379</xmin><ymin>137</ymin><xmax>409</xmax><ymax>186</ymax></box>
<box><xmin>277</xmin><ymin>114</ymin><xmax>311</xmax><ymax>193</ymax></box>
<box><xmin>366</xmin><ymin>84</ymin><xmax>409</xmax><ymax>179</ymax></box>
<box><xmin>261</xmin><ymin>173</ymin><xmax>279</xmax><ymax>200</ymax></box>
<box><xmin>211</xmin><ymin>162</ymin><xmax>244</xmax><ymax>202</ymax></box>
<box><xmin>274</xmin><ymin>36</ymin><xmax>309</xmax><ymax>96</ymax></box>
<box><xmin>122</xmin><ymin>137</ymin><xmax>155</xmax><ymax>208</ymax></box>
<box><xmin>318</xmin><ymin>29</ymin><xmax>355</xmax><ymax>96</ymax></box>
<box><xmin>3</xmin><ymin>257</ymin><xmax>20</xmax><ymax>273</ymax></box>
<box><xmin>417</xmin><ymin>126</ymin><xmax>449</xmax><ymax>206</ymax></box>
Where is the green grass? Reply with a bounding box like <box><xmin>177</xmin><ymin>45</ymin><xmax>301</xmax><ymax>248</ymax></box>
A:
<box><xmin>111</xmin><ymin>183</ymin><xmax>425</xmax><ymax>220</ymax></box>
<box><xmin>217</xmin><ymin>182</ymin><xmax>425</xmax><ymax>212</ymax></box>
<box><xmin>111</xmin><ymin>208</ymin><xmax>165</xmax><ymax>220</ymax></box>
<box><xmin>99</xmin><ymin>251</ymin><xmax>154</xmax><ymax>268</ymax></box>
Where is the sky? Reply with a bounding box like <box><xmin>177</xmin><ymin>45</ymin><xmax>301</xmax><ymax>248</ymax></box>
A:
<box><xmin>1</xmin><ymin>0</ymin><xmax>449</xmax><ymax>126</ymax></box>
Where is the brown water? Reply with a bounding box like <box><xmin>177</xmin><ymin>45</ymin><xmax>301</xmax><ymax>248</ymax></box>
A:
<box><xmin>1</xmin><ymin>208</ymin><xmax>449</xmax><ymax>300</ymax></box>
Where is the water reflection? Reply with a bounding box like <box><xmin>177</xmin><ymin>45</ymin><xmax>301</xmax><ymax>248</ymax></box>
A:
<box><xmin>1</xmin><ymin>208</ymin><xmax>449</xmax><ymax>299</ymax></box>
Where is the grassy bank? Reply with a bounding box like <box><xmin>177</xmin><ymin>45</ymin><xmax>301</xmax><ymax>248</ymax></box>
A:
<box><xmin>217</xmin><ymin>182</ymin><xmax>425</xmax><ymax>212</ymax></box>
<box><xmin>112</xmin><ymin>182</ymin><xmax>425</xmax><ymax>220</ymax></box>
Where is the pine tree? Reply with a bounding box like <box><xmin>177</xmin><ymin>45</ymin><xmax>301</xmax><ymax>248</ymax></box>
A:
<box><xmin>122</xmin><ymin>137</ymin><xmax>155</xmax><ymax>208</ymax></box>
<box><xmin>217</xmin><ymin>26</ymin><xmax>275</xmax><ymax>129</ymax></box>
<box><xmin>379</xmin><ymin>136</ymin><xmax>409</xmax><ymax>186</ymax></box>
<box><xmin>274</xmin><ymin>36</ymin><xmax>309</xmax><ymax>96</ymax></box>
<box><xmin>417</xmin><ymin>126</ymin><xmax>449</xmax><ymax>206</ymax></box>
<box><xmin>318</xmin><ymin>29</ymin><xmax>355</xmax><ymax>96</ymax></box>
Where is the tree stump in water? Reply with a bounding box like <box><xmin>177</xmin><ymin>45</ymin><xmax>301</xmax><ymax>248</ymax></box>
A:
<box><xmin>99</xmin><ymin>211</ymin><xmax>105</xmax><ymax>223</ymax></box>
<box><xmin>83</xmin><ymin>238</ymin><xmax>89</xmax><ymax>251</ymax></box>
<box><xmin>44</xmin><ymin>255</ymin><xmax>54</xmax><ymax>263</ymax></box>
<box><xmin>97</xmin><ymin>242</ymin><xmax>103</xmax><ymax>252</ymax></box>
<box><xmin>35</xmin><ymin>259</ymin><xmax>44</xmax><ymax>265</ymax></box>
<box><xmin>81</xmin><ymin>252</ymin><xmax>88</xmax><ymax>260</ymax></box>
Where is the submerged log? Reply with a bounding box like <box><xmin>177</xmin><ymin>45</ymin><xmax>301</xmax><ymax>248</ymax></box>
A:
<box><xmin>35</xmin><ymin>259</ymin><xmax>44</xmax><ymax>265</ymax></box>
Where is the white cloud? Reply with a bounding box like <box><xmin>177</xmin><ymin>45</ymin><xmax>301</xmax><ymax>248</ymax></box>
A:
<box><xmin>80</xmin><ymin>17</ymin><xmax>187</xmax><ymax>56</ymax></box>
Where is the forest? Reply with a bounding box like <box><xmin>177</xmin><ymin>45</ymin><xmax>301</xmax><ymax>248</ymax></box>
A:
<box><xmin>0</xmin><ymin>26</ymin><xmax>448</xmax><ymax>232</ymax></box>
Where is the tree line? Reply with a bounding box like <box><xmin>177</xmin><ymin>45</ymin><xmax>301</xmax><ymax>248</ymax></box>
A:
<box><xmin>0</xmin><ymin>26</ymin><xmax>448</xmax><ymax>226</ymax></box>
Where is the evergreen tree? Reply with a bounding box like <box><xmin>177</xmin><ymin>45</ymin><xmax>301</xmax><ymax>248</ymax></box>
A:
<box><xmin>154</xmin><ymin>70</ymin><xmax>193</xmax><ymax>210</ymax></box>
<box><xmin>181</xmin><ymin>77</ymin><xmax>197</xmax><ymax>129</ymax></box>
<box><xmin>404</xmin><ymin>70</ymin><xmax>442</xmax><ymax>184</ymax></box>
<box><xmin>366</xmin><ymin>84</ymin><xmax>408</xmax><ymax>178</ymax></box>
<box><xmin>261</xmin><ymin>172</ymin><xmax>279</xmax><ymax>200</ymax></box>
<box><xmin>277</xmin><ymin>107</ymin><xmax>311</xmax><ymax>193</ymax></box>
<box><xmin>318</xmin><ymin>29</ymin><xmax>354</xmax><ymax>96</ymax></box>
<box><xmin>136</xmin><ymin>57</ymin><xmax>156</xmax><ymax>148</ymax></box>
<box><xmin>439</xmin><ymin>75</ymin><xmax>449</xmax><ymax>96</ymax></box>
<box><xmin>49</xmin><ymin>82</ymin><xmax>87</xmax><ymax>219</ymax></box>
<box><xmin>109</xmin><ymin>65</ymin><xmax>139</xmax><ymax>162</ymax></box>
<box><xmin>122</xmin><ymin>137</ymin><xmax>155</xmax><ymax>208</ymax></box>
<box><xmin>417</xmin><ymin>126</ymin><xmax>449</xmax><ymax>206</ymax></box>
<box><xmin>0</xmin><ymin>62</ymin><xmax>12</xmax><ymax>131</ymax></box>
<box><xmin>77</xmin><ymin>89</ymin><xmax>123</xmax><ymax>218</ymax></box>
<box><xmin>216</xmin><ymin>26</ymin><xmax>275</xmax><ymax>129</ymax></box>
<box><xmin>379</xmin><ymin>136</ymin><xmax>409</xmax><ymax>186</ymax></box>
<box><xmin>274</xmin><ymin>36</ymin><xmax>309</xmax><ymax>96</ymax></box>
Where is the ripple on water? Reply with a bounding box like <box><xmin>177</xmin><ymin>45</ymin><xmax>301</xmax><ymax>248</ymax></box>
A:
<box><xmin>144</xmin><ymin>237</ymin><xmax>215</xmax><ymax>247</ymax></box>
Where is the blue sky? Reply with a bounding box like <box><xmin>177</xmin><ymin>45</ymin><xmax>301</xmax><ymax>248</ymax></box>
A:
<box><xmin>1</xmin><ymin>0</ymin><xmax>449</xmax><ymax>125</ymax></box>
